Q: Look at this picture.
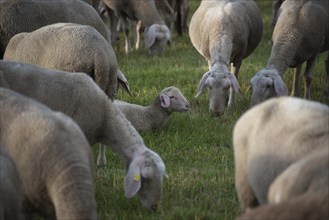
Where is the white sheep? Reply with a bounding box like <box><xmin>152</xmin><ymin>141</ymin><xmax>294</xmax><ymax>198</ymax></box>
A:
<box><xmin>0</xmin><ymin>0</ymin><xmax>109</xmax><ymax>58</ymax></box>
<box><xmin>250</xmin><ymin>0</ymin><xmax>329</xmax><ymax>106</ymax></box>
<box><xmin>189</xmin><ymin>0</ymin><xmax>263</xmax><ymax>116</ymax></box>
<box><xmin>0</xmin><ymin>148</ymin><xmax>24</xmax><ymax>220</ymax></box>
<box><xmin>4</xmin><ymin>22</ymin><xmax>131</xmax><ymax>100</ymax></box>
<box><xmin>237</xmin><ymin>192</ymin><xmax>329</xmax><ymax>220</ymax></box>
<box><xmin>0</xmin><ymin>60</ymin><xmax>167</xmax><ymax>211</ymax></box>
<box><xmin>97</xmin><ymin>86</ymin><xmax>190</xmax><ymax>166</ymax></box>
<box><xmin>268</xmin><ymin>147</ymin><xmax>329</xmax><ymax>204</ymax></box>
<box><xmin>0</xmin><ymin>88</ymin><xmax>97</xmax><ymax>219</ymax></box>
<box><xmin>233</xmin><ymin>96</ymin><xmax>329</xmax><ymax>210</ymax></box>
<box><xmin>102</xmin><ymin>0</ymin><xmax>171</xmax><ymax>55</ymax></box>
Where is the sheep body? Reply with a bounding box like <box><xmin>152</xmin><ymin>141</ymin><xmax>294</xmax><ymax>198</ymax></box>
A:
<box><xmin>0</xmin><ymin>88</ymin><xmax>97</xmax><ymax>219</ymax></box>
<box><xmin>0</xmin><ymin>148</ymin><xmax>23</xmax><ymax>220</ymax></box>
<box><xmin>0</xmin><ymin>60</ymin><xmax>167</xmax><ymax>211</ymax></box>
<box><xmin>4</xmin><ymin>23</ymin><xmax>120</xmax><ymax>99</ymax></box>
<box><xmin>189</xmin><ymin>0</ymin><xmax>263</xmax><ymax>115</ymax></box>
<box><xmin>97</xmin><ymin>86</ymin><xmax>190</xmax><ymax>166</ymax></box>
<box><xmin>251</xmin><ymin>0</ymin><xmax>329</xmax><ymax>106</ymax></box>
<box><xmin>102</xmin><ymin>0</ymin><xmax>171</xmax><ymax>54</ymax></box>
<box><xmin>0</xmin><ymin>0</ymin><xmax>108</xmax><ymax>58</ymax></box>
<box><xmin>237</xmin><ymin>193</ymin><xmax>329</xmax><ymax>220</ymax></box>
<box><xmin>268</xmin><ymin>148</ymin><xmax>329</xmax><ymax>204</ymax></box>
<box><xmin>233</xmin><ymin>96</ymin><xmax>329</xmax><ymax>210</ymax></box>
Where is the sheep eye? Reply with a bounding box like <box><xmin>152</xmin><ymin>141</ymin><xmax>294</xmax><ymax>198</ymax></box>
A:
<box><xmin>169</xmin><ymin>96</ymin><xmax>176</xmax><ymax>99</ymax></box>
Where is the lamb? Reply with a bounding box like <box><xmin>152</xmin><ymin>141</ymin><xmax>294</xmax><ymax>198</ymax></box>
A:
<box><xmin>0</xmin><ymin>88</ymin><xmax>97</xmax><ymax>219</ymax></box>
<box><xmin>268</xmin><ymin>147</ymin><xmax>329</xmax><ymax>204</ymax></box>
<box><xmin>189</xmin><ymin>0</ymin><xmax>263</xmax><ymax>116</ymax></box>
<box><xmin>0</xmin><ymin>148</ymin><xmax>24</xmax><ymax>220</ymax></box>
<box><xmin>0</xmin><ymin>0</ymin><xmax>109</xmax><ymax>58</ymax></box>
<box><xmin>3</xmin><ymin>23</ymin><xmax>131</xmax><ymax>100</ymax></box>
<box><xmin>97</xmin><ymin>86</ymin><xmax>190</xmax><ymax>166</ymax></box>
<box><xmin>250</xmin><ymin>0</ymin><xmax>329</xmax><ymax>106</ymax></box>
<box><xmin>237</xmin><ymin>193</ymin><xmax>329</xmax><ymax>220</ymax></box>
<box><xmin>102</xmin><ymin>0</ymin><xmax>172</xmax><ymax>55</ymax></box>
<box><xmin>0</xmin><ymin>60</ymin><xmax>167</xmax><ymax>211</ymax></box>
<box><xmin>232</xmin><ymin>96</ymin><xmax>329</xmax><ymax>210</ymax></box>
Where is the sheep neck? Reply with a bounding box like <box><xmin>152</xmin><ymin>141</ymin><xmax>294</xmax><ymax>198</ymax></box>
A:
<box><xmin>145</xmin><ymin>96</ymin><xmax>171</xmax><ymax>129</ymax></box>
<box><xmin>102</xmin><ymin>101</ymin><xmax>146</xmax><ymax>163</ymax></box>
<box><xmin>267</xmin><ymin>29</ymin><xmax>304</xmax><ymax>74</ymax></box>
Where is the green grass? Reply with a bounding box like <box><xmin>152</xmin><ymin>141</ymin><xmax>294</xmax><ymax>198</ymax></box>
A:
<box><xmin>93</xmin><ymin>1</ymin><xmax>329</xmax><ymax>219</ymax></box>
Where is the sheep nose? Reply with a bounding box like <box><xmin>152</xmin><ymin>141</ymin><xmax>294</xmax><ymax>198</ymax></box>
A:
<box><xmin>151</xmin><ymin>204</ymin><xmax>158</xmax><ymax>211</ymax></box>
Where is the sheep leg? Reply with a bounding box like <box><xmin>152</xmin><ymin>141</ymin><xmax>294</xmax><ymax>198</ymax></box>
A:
<box><xmin>324</xmin><ymin>52</ymin><xmax>329</xmax><ymax>99</ymax></box>
<box><xmin>120</xmin><ymin>18</ymin><xmax>131</xmax><ymax>54</ymax></box>
<box><xmin>303</xmin><ymin>55</ymin><xmax>317</xmax><ymax>99</ymax></box>
<box><xmin>97</xmin><ymin>144</ymin><xmax>107</xmax><ymax>166</ymax></box>
<box><xmin>228</xmin><ymin>61</ymin><xmax>241</xmax><ymax>108</ymax></box>
<box><xmin>291</xmin><ymin>65</ymin><xmax>302</xmax><ymax>97</ymax></box>
<box><xmin>135</xmin><ymin>20</ymin><xmax>142</xmax><ymax>50</ymax></box>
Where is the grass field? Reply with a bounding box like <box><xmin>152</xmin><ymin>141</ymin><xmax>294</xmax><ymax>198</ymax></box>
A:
<box><xmin>93</xmin><ymin>1</ymin><xmax>329</xmax><ymax>219</ymax></box>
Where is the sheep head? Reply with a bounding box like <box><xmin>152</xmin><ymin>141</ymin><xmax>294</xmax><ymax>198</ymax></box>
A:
<box><xmin>195</xmin><ymin>66</ymin><xmax>240</xmax><ymax>116</ymax></box>
<box><xmin>159</xmin><ymin>86</ymin><xmax>190</xmax><ymax>113</ymax></box>
<box><xmin>144</xmin><ymin>24</ymin><xmax>171</xmax><ymax>55</ymax></box>
<box><xmin>250</xmin><ymin>68</ymin><xmax>288</xmax><ymax>107</ymax></box>
<box><xmin>124</xmin><ymin>150</ymin><xmax>167</xmax><ymax>211</ymax></box>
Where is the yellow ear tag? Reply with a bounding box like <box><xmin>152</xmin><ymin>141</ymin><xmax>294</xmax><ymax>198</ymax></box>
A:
<box><xmin>133</xmin><ymin>174</ymin><xmax>140</xmax><ymax>182</ymax></box>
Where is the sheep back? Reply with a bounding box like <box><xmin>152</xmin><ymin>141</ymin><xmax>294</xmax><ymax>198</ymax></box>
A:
<box><xmin>3</xmin><ymin>23</ymin><xmax>118</xmax><ymax>99</ymax></box>
<box><xmin>233</xmin><ymin>96</ymin><xmax>329</xmax><ymax>209</ymax></box>
<box><xmin>0</xmin><ymin>0</ymin><xmax>109</xmax><ymax>58</ymax></box>
<box><xmin>0</xmin><ymin>88</ymin><xmax>97</xmax><ymax>219</ymax></box>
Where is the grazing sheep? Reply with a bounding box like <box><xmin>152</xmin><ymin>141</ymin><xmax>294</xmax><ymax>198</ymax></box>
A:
<box><xmin>0</xmin><ymin>60</ymin><xmax>167</xmax><ymax>211</ymax></box>
<box><xmin>3</xmin><ymin>23</ymin><xmax>131</xmax><ymax>100</ymax></box>
<box><xmin>237</xmin><ymin>192</ymin><xmax>329</xmax><ymax>220</ymax></box>
<box><xmin>97</xmin><ymin>86</ymin><xmax>190</xmax><ymax>166</ymax></box>
<box><xmin>0</xmin><ymin>0</ymin><xmax>109</xmax><ymax>58</ymax></box>
<box><xmin>233</xmin><ymin>96</ymin><xmax>329</xmax><ymax>210</ymax></box>
<box><xmin>268</xmin><ymin>148</ymin><xmax>329</xmax><ymax>204</ymax></box>
<box><xmin>250</xmin><ymin>0</ymin><xmax>329</xmax><ymax>106</ymax></box>
<box><xmin>102</xmin><ymin>0</ymin><xmax>172</xmax><ymax>55</ymax></box>
<box><xmin>0</xmin><ymin>88</ymin><xmax>97</xmax><ymax>220</ymax></box>
<box><xmin>0</xmin><ymin>148</ymin><xmax>24</xmax><ymax>220</ymax></box>
<box><xmin>189</xmin><ymin>0</ymin><xmax>263</xmax><ymax>116</ymax></box>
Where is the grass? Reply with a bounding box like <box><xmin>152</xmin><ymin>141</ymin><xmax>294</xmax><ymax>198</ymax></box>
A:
<box><xmin>93</xmin><ymin>1</ymin><xmax>329</xmax><ymax>219</ymax></box>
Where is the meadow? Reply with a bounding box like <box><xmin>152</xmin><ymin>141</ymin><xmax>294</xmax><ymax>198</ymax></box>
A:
<box><xmin>94</xmin><ymin>1</ymin><xmax>329</xmax><ymax>219</ymax></box>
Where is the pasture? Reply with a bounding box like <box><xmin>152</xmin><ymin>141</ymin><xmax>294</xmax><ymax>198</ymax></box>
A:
<box><xmin>94</xmin><ymin>0</ymin><xmax>329</xmax><ymax>219</ymax></box>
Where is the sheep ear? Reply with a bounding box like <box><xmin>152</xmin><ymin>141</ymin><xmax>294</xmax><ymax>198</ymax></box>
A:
<box><xmin>273</xmin><ymin>74</ymin><xmax>288</xmax><ymax>96</ymax></box>
<box><xmin>228</xmin><ymin>73</ymin><xmax>241</xmax><ymax>95</ymax></box>
<box><xmin>160</xmin><ymin>94</ymin><xmax>170</xmax><ymax>108</ymax></box>
<box><xmin>124</xmin><ymin>162</ymin><xmax>141</xmax><ymax>198</ymax></box>
<box><xmin>195</xmin><ymin>71</ymin><xmax>211</xmax><ymax>98</ymax></box>
<box><xmin>145</xmin><ymin>25</ymin><xmax>157</xmax><ymax>48</ymax></box>
<box><xmin>117</xmin><ymin>69</ymin><xmax>132</xmax><ymax>96</ymax></box>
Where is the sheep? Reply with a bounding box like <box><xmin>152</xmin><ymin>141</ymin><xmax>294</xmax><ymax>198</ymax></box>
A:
<box><xmin>232</xmin><ymin>96</ymin><xmax>329</xmax><ymax>210</ymax></box>
<box><xmin>0</xmin><ymin>0</ymin><xmax>109</xmax><ymax>58</ymax></box>
<box><xmin>0</xmin><ymin>148</ymin><xmax>24</xmax><ymax>220</ymax></box>
<box><xmin>250</xmin><ymin>0</ymin><xmax>329</xmax><ymax>106</ymax></box>
<box><xmin>0</xmin><ymin>60</ymin><xmax>167</xmax><ymax>211</ymax></box>
<box><xmin>189</xmin><ymin>0</ymin><xmax>263</xmax><ymax>116</ymax></box>
<box><xmin>237</xmin><ymin>192</ymin><xmax>329</xmax><ymax>220</ymax></box>
<box><xmin>268</xmin><ymin>147</ymin><xmax>329</xmax><ymax>204</ymax></box>
<box><xmin>102</xmin><ymin>0</ymin><xmax>172</xmax><ymax>55</ymax></box>
<box><xmin>3</xmin><ymin>22</ymin><xmax>131</xmax><ymax>100</ymax></box>
<box><xmin>0</xmin><ymin>88</ymin><xmax>97</xmax><ymax>219</ymax></box>
<box><xmin>97</xmin><ymin>86</ymin><xmax>190</xmax><ymax>166</ymax></box>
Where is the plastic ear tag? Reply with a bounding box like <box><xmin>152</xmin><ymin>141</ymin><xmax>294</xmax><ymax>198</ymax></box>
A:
<box><xmin>133</xmin><ymin>174</ymin><xmax>140</xmax><ymax>182</ymax></box>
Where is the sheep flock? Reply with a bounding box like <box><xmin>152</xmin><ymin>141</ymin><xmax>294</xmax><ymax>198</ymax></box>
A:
<box><xmin>0</xmin><ymin>0</ymin><xmax>328</xmax><ymax>219</ymax></box>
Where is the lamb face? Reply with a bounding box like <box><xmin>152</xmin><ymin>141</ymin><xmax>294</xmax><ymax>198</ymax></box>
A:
<box><xmin>250</xmin><ymin>68</ymin><xmax>288</xmax><ymax>106</ymax></box>
<box><xmin>160</xmin><ymin>87</ymin><xmax>189</xmax><ymax>113</ymax></box>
